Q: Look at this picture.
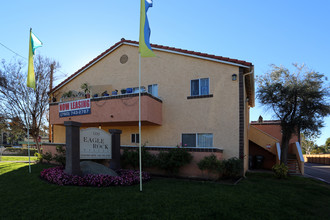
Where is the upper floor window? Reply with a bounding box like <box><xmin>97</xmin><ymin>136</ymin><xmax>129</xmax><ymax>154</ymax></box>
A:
<box><xmin>148</xmin><ymin>84</ymin><xmax>158</xmax><ymax>97</ymax></box>
<box><xmin>191</xmin><ymin>78</ymin><xmax>209</xmax><ymax>96</ymax></box>
<box><xmin>132</xmin><ymin>86</ymin><xmax>146</xmax><ymax>93</ymax></box>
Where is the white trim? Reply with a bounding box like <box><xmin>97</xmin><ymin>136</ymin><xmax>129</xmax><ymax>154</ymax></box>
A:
<box><xmin>190</xmin><ymin>78</ymin><xmax>210</xmax><ymax>96</ymax></box>
<box><xmin>295</xmin><ymin>142</ymin><xmax>305</xmax><ymax>162</ymax></box>
<box><xmin>276</xmin><ymin>142</ymin><xmax>281</xmax><ymax>161</ymax></box>
<box><xmin>181</xmin><ymin>133</ymin><xmax>213</xmax><ymax>148</ymax></box>
<box><xmin>124</xmin><ymin>42</ymin><xmax>251</xmax><ymax>68</ymax></box>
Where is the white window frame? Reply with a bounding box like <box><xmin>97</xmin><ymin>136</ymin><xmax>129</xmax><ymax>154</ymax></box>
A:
<box><xmin>131</xmin><ymin>133</ymin><xmax>140</xmax><ymax>143</ymax></box>
<box><xmin>148</xmin><ymin>84</ymin><xmax>158</xmax><ymax>97</ymax></box>
<box><xmin>181</xmin><ymin>133</ymin><xmax>213</xmax><ymax>148</ymax></box>
<box><xmin>190</xmin><ymin>78</ymin><xmax>209</xmax><ymax>96</ymax></box>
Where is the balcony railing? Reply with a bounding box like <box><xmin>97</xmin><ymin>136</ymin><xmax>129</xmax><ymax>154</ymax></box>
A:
<box><xmin>49</xmin><ymin>92</ymin><xmax>162</xmax><ymax>126</ymax></box>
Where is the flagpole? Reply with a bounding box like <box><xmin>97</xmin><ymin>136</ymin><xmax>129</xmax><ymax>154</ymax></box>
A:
<box><xmin>139</xmin><ymin>52</ymin><xmax>142</xmax><ymax>192</ymax></box>
<box><xmin>27</xmin><ymin>90</ymin><xmax>31</xmax><ymax>173</ymax></box>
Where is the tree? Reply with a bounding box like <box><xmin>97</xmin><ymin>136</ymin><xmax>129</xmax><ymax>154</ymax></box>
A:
<box><xmin>325</xmin><ymin>137</ymin><xmax>330</xmax><ymax>153</ymax></box>
<box><xmin>0</xmin><ymin>115</ymin><xmax>8</xmax><ymax>145</ymax></box>
<box><xmin>7</xmin><ymin>117</ymin><xmax>26</xmax><ymax>145</ymax></box>
<box><xmin>257</xmin><ymin>64</ymin><xmax>330</xmax><ymax>164</ymax></box>
<box><xmin>300</xmin><ymin>133</ymin><xmax>316</xmax><ymax>154</ymax></box>
<box><xmin>0</xmin><ymin>56</ymin><xmax>59</xmax><ymax>152</ymax></box>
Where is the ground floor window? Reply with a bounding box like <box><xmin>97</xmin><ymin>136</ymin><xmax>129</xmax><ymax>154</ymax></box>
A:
<box><xmin>182</xmin><ymin>133</ymin><xmax>213</xmax><ymax>147</ymax></box>
<box><xmin>131</xmin><ymin>133</ymin><xmax>140</xmax><ymax>143</ymax></box>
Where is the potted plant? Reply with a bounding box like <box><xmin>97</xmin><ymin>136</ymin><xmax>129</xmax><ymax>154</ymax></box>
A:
<box><xmin>81</xmin><ymin>82</ymin><xmax>91</xmax><ymax>98</ymax></box>
<box><xmin>102</xmin><ymin>91</ymin><xmax>109</xmax><ymax>97</ymax></box>
<box><xmin>61</xmin><ymin>90</ymin><xmax>73</xmax><ymax>101</ymax></box>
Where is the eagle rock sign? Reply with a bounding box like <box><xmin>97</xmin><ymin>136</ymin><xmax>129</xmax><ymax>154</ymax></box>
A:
<box><xmin>80</xmin><ymin>128</ymin><xmax>112</xmax><ymax>159</ymax></box>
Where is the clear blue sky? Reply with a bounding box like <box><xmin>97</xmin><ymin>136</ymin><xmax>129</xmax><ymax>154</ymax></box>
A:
<box><xmin>1</xmin><ymin>0</ymin><xmax>329</xmax><ymax>145</ymax></box>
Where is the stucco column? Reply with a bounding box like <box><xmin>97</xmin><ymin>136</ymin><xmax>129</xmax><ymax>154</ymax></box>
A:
<box><xmin>109</xmin><ymin>129</ymin><xmax>122</xmax><ymax>170</ymax></box>
<box><xmin>64</xmin><ymin>121</ymin><xmax>82</xmax><ymax>176</ymax></box>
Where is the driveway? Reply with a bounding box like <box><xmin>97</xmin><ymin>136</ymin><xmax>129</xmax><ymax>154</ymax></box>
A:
<box><xmin>304</xmin><ymin>163</ymin><xmax>330</xmax><ymax>184</ymax></box>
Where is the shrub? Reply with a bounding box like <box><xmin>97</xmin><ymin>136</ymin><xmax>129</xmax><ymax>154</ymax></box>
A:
<box><xmin>157</xmin><ymin>147</ymin><xmax>193</xmax><ymax>175</ymax></box>
<box><xmin>121</xmin><ymin>146</ymin><xmax>157</xmax><ymax>169</ymax></box>
<box><xmin>34</xmin><ymin>152</ymin><xmax>43</xmax><ymax>163</ymax></box>
<box><xmin>4</xmin><ymin>147</ymin><xmax>37</xmax><ymax>156</ymax></box>
<box><xmin>121</xmin><ymin>149</ymin><xmax>139</xmax><ymax>169</ymax></box>
<box><xmin>221</xmin><ymin>157</ymin><xmax>243</xmax><ymax>179</ymax></box>
<box><xmin>272</xmin><ymin>163</ymin><xmax>288</xmax><ymax>179</ymax></box>
<box><xmin>42</xmin><ymin>152</ymin><xmax>53</xmax><ymax>163</ymax></box>
<box><xmin>197</xmin><ymin>154</ymin><xmax>222</xmax><ymax>173</ymax></box>
<box><xmin>198</xmin><ymin>156</ymin><xmax>243</xmax><ymax>179</ymax></box>
<box><xmin>53</xmin><ymin>145</ymin><xmax>66</xmax><ymax>166</ymax></box>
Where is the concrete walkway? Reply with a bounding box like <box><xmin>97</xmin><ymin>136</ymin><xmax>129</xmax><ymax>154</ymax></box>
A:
<box><xmin>304</xmin><ymin>163</ymin><xmax>330</xmax><ymax>184</ymax></box>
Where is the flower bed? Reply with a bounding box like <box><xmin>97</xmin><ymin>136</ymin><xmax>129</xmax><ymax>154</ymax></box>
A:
<box><xmin>40</xmin><ymin>166</ymin><xmax>150</xmax><ymax>187</ymax></box>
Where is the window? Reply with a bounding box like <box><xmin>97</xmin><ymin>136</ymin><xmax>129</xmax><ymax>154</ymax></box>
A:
<box><xmin>131</xmin><ymin>133</ymin><xmax>140</xmax><ymax>143</ymax></box>
<box><xmin>132</xmin><ymin>86</ymin><xmax>146</xmax><ymax>93</ymax></box>
<box><xmin>148</xmin><ymin>84</ymin><xmax>158</xmax><ymax>97</ymax></box>
<box><xmin>182</xmin><ymin>133</ymin><xmax>213</xmax><ymax>147</ymax></box>
<box><xmin>191</xmin><ymin>78</ymin><xmax>209</xmax><ymax>96</ymax></box>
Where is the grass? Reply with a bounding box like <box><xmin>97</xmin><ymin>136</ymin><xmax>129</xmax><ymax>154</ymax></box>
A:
<box><xmin>0</xmin><ymin>162</ymin><xmax>330</xmax><ymax>220</ymax></box>
<box><xmin>0</xmin><ymin>156</ymin><xmax>37</xmax><ymax>162</ymax></box>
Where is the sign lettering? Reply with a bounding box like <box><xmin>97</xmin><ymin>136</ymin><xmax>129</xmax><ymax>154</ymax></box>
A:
<box><xmin>80</xmin><ymin>128</ymin><xmax>112</xmax><ymax>159</ymax></box>
<box><xmin>59</xmin><ymin>99</ymin><xmax>91</xmax><ymax>117</ymax></box>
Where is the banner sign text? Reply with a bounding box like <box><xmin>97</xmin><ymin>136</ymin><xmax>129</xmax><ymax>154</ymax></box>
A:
<box><xmin>59</xmin><ymin>98</ymin><xmax>91</xmax><ymax>117</ymax></box>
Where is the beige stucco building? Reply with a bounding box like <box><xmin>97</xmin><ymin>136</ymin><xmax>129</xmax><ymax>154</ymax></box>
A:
<box><xmin>48</xmin><ymin>38</ymin><xmax>255</xmax><ymax>174</ymax></box>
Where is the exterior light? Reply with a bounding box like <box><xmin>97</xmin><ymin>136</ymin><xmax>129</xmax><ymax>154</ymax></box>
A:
<box><xmin>232</xmin><ymin>74</ymin><xmax>237</xmax><ymax>81</ymax></box>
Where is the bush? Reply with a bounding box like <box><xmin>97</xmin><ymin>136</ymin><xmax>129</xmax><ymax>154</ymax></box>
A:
<box><xmin>221</xmin><ymin>157</ymin><xmax>243</xmax><ymax>179</ymax></box>
<box><xmin>121</xmin><ymin>149</ymin><xmax>139</xmax><ymax>169</ymax></box>
<box><xmin>4</xmin><ymin>147</ymin><xmax>37</xmax><ymax>156</ymax></box>
<box><xmin>42</xmin><ymin>152</ymin><xmax>53</xmax><ymax>163</ymax></box>
<box><xmin>34</xmin><ymin>152</ymin><xmax>43</xmax><ymax>163</ymax></box>
<box><xmin>121</xmin><ymin>146</ymin><xmax>157</xmax><ymax>169</ymax></box>
<box><xmin>157</xmin><ymin>147</ymin><xmax>193</xmax><ymax>175</ymax></box>
<box><xmin>197</xmin><ymin>154</ymin><xmax>222</xmax><ymax>173</ymax></box>
<box><xmin>198</xmin><ymin>156</ymin><xmax>243</xmax><ymax>180</ymax></box>
<box><xmin>53</xmin><ymin>145</ymin><xmax>66</xmax><ymax>166</ymax></box>
<box><xmin>272</xmin><ymin>163</ymin><xmax>288</xmax><ymax>179</ymax></box>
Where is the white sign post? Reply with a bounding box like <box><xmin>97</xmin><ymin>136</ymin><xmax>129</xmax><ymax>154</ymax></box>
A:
<box><xmin>80</xmin><ymin>128</ymin><xmax>112</xmax><ymax>159</ymax></box>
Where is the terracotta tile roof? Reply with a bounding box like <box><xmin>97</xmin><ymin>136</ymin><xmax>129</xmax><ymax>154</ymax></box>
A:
<box><xmin>50</xmin><ymin>38</ymin><xmax>253</xmax><ymax>93</ymax></box>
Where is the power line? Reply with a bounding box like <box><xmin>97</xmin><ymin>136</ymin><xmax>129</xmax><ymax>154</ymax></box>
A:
<box><xmin>0</xmin><ymin>42</ymin><xmax>27</xmax><ymax>60</ymax></box>
<box><xmin>0</xmin><ymin>41</ymin><xmax>69</xmax><ymax>78</ymax></box>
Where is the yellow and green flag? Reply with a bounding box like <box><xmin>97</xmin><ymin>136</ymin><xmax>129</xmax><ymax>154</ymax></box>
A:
<box><xmin>139</xmin><ymin>0</ymin><xmax>155</xmax><ymax>57</ymax></box>
<box><xmin>27</xmin><ymin>29</ymin><xmax>43</xmax><ymax>89</ymax></box>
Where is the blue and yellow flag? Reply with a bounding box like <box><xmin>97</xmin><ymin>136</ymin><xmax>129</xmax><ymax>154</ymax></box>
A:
<box><xmin>139</xmin><ymin>0</ymin><xmax>155</xmax><ymax>57</ymax></box>
<box><xmin>27</xmin><ymin>29</ymin><xmax>43</xmax><ymax>89</ymax></box>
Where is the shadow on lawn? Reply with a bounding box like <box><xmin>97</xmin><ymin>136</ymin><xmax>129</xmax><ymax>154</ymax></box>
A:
<box><xmin>0</xmin><ymin>162</ymin><xmax>53</xmax><ymax>178</ymax></box>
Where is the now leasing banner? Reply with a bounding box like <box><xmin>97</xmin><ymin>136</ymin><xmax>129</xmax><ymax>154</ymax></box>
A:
<box><xmin>59</xmin><ymin>98</ymin><xmax>91</xmax><ymax>117</ymax></box>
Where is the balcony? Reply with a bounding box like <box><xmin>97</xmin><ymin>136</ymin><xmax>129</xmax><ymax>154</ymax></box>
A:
<box><xmin>49</xmin><ymin>92</ymin><xmax>162</xmax><ymax>126</ymax></box>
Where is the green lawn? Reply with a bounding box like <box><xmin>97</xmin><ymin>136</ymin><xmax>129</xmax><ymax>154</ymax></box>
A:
<box><xmin>0</xmin><ymin>156</ymin><xmax>37</xmax><ymax>162</ymax></box>
<box><xmin>0</xmin><ymin>162</ymin><xmax>329</xmax><ymax>219</ymax></box>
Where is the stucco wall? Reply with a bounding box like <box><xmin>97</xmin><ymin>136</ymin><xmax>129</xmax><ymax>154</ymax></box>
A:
<box><xmin>51</xmin><ymin>44</ymin><xmax>242</xmax><ymax>159</ymax></box>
